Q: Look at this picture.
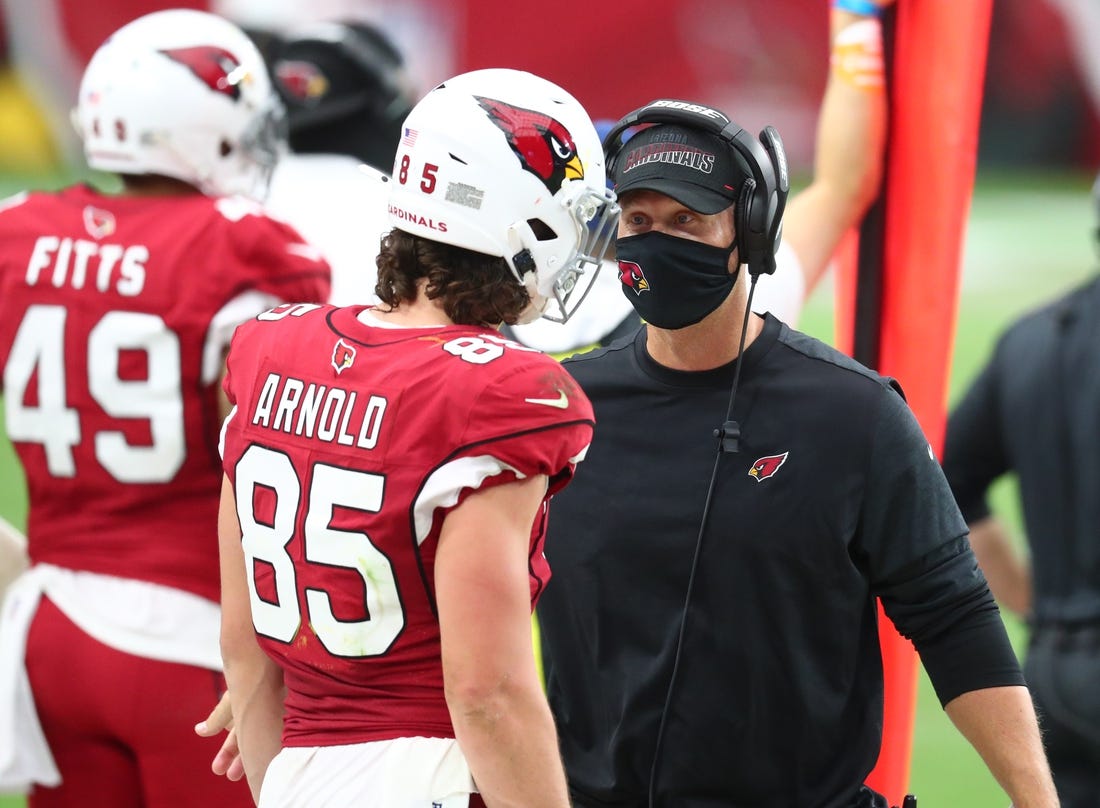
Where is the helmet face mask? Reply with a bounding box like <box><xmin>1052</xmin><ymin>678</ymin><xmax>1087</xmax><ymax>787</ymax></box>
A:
<box><xmin>386</xmin><ymin>68</ymin><xmax>619</xmax><ymax>325</ymax></box>
<box><xmin>510</xmin><ymin>177</ymin><xmax>619</xmax><ymax>324</ymax></box>
<box><xmin>74</xmin><ymin>9</ymin><xmax>286</xmax><ymax>200</ymax></box>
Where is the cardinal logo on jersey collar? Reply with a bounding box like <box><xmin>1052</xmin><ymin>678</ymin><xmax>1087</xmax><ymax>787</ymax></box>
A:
<box><xmin>83</xmin><ymin>206</ymin><xmax>116</xmax><ymax>240</ymax></box>
<box><xmin>331</xmin><ymin>339</ymin><xmax>356</xmax><ymax>374</ymax></box>
<box><xmin>748</xmin><ymin>451</ymin><xmax>788</xmax><ymax>482</ymax></box>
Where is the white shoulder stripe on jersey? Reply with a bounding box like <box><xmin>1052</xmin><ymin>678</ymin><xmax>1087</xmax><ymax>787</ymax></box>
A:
<box><xmin>218</xmin><ymin>404</ymin><xmax>238</xmax><ymax>462</ymax></box>
<box><xmin>285</xmin><ymin>242</ymin><xmax>325</xmax><ymax>262</ymax></box>
<box><xmin>412</xmin><ymin>455</ymin><xmax>527</xmax><ymax>546</ymax></box>
<box><xmin>0</xmin><ymin>192</ymin><xmax>28</xmax><ymax>214</ymax></box>
<box><xmin>202</xmin><ymin>289</ymin><xmax>283</xmax><ymax>385</ymax></box>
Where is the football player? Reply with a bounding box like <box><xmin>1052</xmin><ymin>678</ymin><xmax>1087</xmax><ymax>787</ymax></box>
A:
<box><xmin>0</xmin><ymin>10</ymin><xmax>330</xmax><ymax>807</ymax></box>
<box><xmin>217</xmin><ymin>67</ymin><xmax>615</xmax><ymax>807</ymax></box>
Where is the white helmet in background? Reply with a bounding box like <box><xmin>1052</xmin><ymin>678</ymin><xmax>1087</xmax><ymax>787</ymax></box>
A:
<box><xmin>74</xmin><ymin>9</ymin><xmax>285</xmax><ymax>200</ymax></box>
<box><xmin>386</xmin><ymin>68</ymin><xmax>619</xmax><ymax>324</ymax></box>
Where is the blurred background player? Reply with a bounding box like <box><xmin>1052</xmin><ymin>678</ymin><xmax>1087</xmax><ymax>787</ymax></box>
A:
<box><xmin>505</xmin><ymin>0</ymin><xmax>889</xmax><ymax>355</ymax></box>
<box><xmin>942</xmin><ymin>174</ymin><xmax>1100</xmax><ymax>807</ymax></box>
<box><xmin>264</xmin><ymin>19</ymin><xmax>417</xmax><ymax>305</ymax></box>
<box><xmin>0</xmin><ymin>9</ymin><xmax>330</xmax><ymax>806</ymax></box>
<box><xmin>217</xmin><ymin>67</ymin><xmax>616</xmax><ymax>806</ymax></box>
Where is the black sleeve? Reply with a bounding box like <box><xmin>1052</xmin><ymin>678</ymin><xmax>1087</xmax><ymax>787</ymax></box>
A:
<box><xmin>941</xmin><ymin>352</ymin><xmax>1009</xmax><ymax>525</ymax></box>
<box><xmin>855</xmin><ymin>384</ymin><xmax>970</xmax><ymax>583</ymax></box>
<box><xmin>876</xmin><ymin>537</ymin><xmax>1024</xmax><ymax>706</ymax></box>
<box><xmin>856</xmin><ymin>387</ymin><xmax>1023</xmax><ymax>705</ymax></box>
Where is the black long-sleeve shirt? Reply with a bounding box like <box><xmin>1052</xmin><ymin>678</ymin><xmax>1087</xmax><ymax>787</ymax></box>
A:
<box><xmin>538</xmin><ymin>316</ymin><xmax>1022</xmax><ymax>808</ymax></box>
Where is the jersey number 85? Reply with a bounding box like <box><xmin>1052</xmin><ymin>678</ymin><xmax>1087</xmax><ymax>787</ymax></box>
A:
<box><xmin>234</xmin><ymin>444</ymin><xmax>405</xmax><ymax>658</ymax></box>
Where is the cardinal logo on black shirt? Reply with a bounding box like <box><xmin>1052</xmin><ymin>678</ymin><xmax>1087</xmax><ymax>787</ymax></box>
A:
<box><xmin>748</xmin><ymin>452</ymin><xmax>788</xmax><ymax>482</ymax></box>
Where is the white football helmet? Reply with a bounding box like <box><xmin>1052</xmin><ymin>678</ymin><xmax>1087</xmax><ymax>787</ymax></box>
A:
<box><xmin>73</xmin><ymin>9</ymin><xmax>285</xmax><ymax>200</ymax></box>
<box><xmin>386</xmin><ymin>68</ymin><xmax>619</xmax><ymax>324</ymax></box>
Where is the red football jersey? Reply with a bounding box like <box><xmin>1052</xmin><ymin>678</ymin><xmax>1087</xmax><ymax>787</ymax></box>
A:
<box><xmin>0</xmin><ymin>185</ymin><xmax>330</xmax><ymax>602</ymax></box>
<box><xmin>220</xmin><ymin>304</ymin><xmax>594</xmax><ymax>747</ymax></box>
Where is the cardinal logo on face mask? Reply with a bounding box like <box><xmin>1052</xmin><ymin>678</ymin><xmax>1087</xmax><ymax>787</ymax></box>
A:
<box><xmin>614</xmin><ymin>230</ymin><xmax>737</xmax><ymax>330</ymax></box>
<box><xmin>748</xmin><ymin>452</ymin><xmax>788</xmax><ymax>482</ymax></box>
<box><xmin>618</xmin><ymin>260</ymin><xmax>650</xmax><ymax>294</ymax></box>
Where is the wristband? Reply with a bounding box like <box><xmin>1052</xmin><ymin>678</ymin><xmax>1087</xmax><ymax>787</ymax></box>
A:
<box><xmin>833</xmin><ymin>0</ymin><xmax>882</xmax><ymax>17</ymax></box>
<box><xmin>831</xmin><ymin>19</ymin><xmax>884</xmax><ymax>89</ymax></box>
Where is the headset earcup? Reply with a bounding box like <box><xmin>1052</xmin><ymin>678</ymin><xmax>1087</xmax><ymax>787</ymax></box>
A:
<box><xmin>736</xmin><ymin>178</ymin><xmax>757</xmax><ymax>271</ymax></box>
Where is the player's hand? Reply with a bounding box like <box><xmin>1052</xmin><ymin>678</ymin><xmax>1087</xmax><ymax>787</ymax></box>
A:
<box><xmin>194</xmin><ymin>692</ymin><xmax>244</xmax><ymax>780</ymax></box>
<box><xmin>211</xmin><ymin>727</ymin><xmax>243</xmax><ymax>780</ymax></box>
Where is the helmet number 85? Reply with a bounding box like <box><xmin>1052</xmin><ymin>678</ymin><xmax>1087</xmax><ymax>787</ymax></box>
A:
<box><xmin>397</xmin><ymin>154</ymin><xmax>439</xmax><ymax>194</ymax></box>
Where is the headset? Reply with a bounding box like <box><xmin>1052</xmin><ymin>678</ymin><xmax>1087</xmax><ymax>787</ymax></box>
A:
<box><xmin>601</xmin><ymin>99</ymin><xmax>790</xmax><ymax>277</ymax></box>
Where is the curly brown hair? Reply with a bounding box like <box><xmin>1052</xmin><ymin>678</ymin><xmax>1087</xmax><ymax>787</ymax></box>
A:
<box><xmin>374</xmin><ymin>229</ymin><xmax>532</xmax><ymax>327</ymax></box>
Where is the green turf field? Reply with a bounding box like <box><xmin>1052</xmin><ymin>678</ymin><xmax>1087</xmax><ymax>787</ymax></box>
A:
<box><xmin>0</xmin><ymin>169</ymin><xmax>1093</xmax><ymax>806</ymax></box>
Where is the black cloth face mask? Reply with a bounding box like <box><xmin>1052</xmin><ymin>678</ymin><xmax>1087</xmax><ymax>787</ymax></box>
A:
<box><xmin>615</xmin><ymin>230</ymin><xmax>739</xmax><ymax>330</ymax></box>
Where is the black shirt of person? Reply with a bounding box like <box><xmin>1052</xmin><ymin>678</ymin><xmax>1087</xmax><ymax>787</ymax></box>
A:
<box><xmin>537</xmin><ymin>315</ymin><xmax>1023</xmax><ymax>808</ymax></box>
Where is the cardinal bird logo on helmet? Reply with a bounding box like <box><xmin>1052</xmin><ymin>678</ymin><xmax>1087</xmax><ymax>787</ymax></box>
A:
<box><xmin>618</xmin><ymin>260</ymin><xmax>650</xmax><ymax>295</ymax></box>
<box><xmin>748</xmin><ymin>452</ymin><xmax>788</xmax><ymax>482</ymax></box>
<box><xmin>160</xmin><ymin>46</ymin><xmax>246</xmax><ymax>101</ymax></box>
<box><xmin>475</xmin><ymin>96</ymin><xmax>584</xmax><ymax>193</ymax></box>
